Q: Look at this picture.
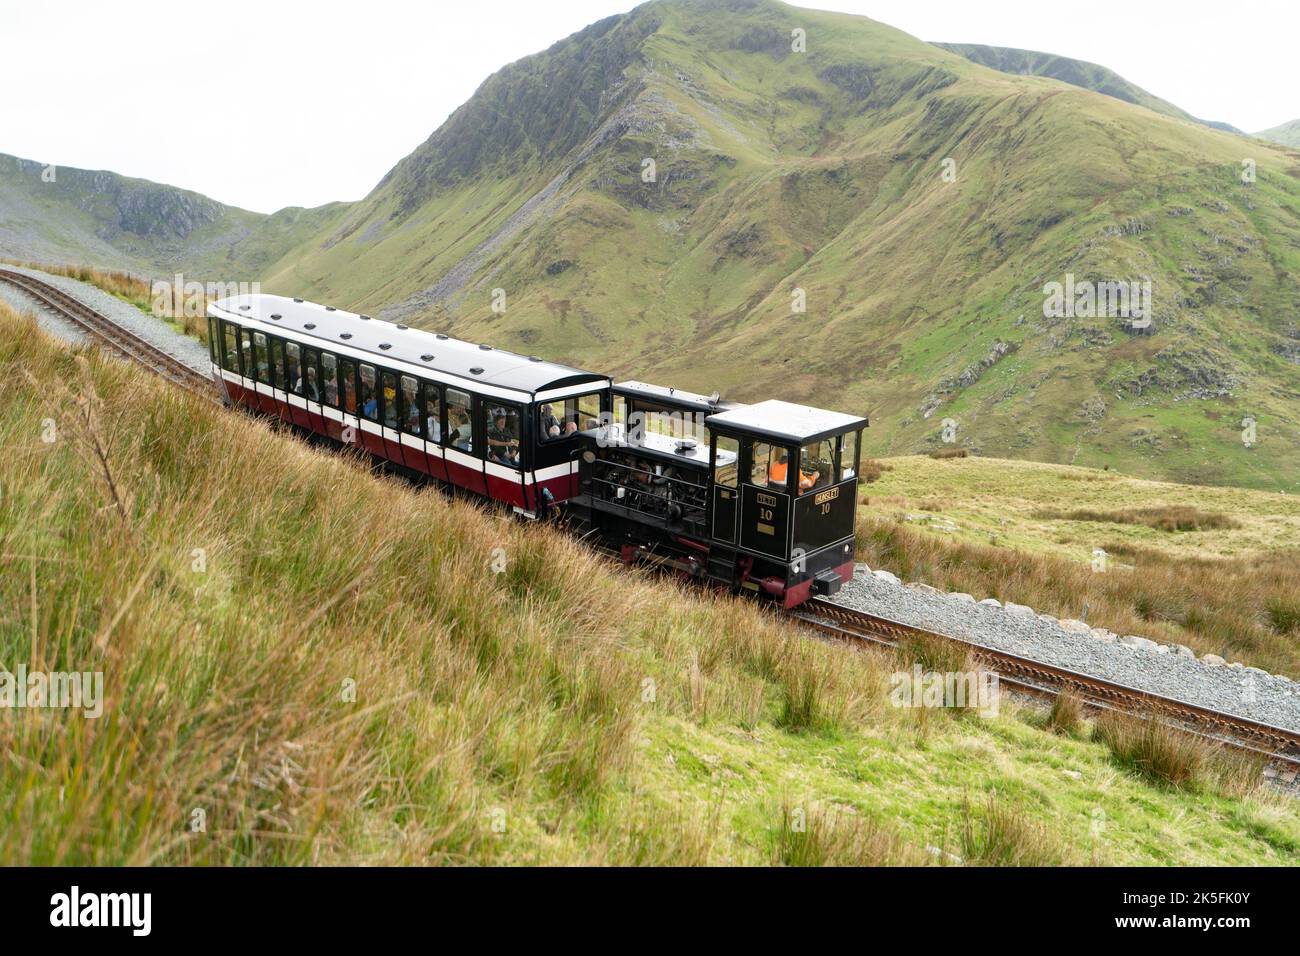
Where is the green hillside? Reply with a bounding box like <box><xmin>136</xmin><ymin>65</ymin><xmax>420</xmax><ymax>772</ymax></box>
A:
<box><xmin>1256</xmin><ymin>119</ymin><xmax>1300</xmax><ymax>148</ymax></box>
<box><xmin>0</xmin><ymin>152</ymin><xmax>336</xmax><ymax>279</ymax></box>
<box><xmin>249</xmin><ymin>0</ymin><xmax>1300</xmax><ymax>491</ymax></box>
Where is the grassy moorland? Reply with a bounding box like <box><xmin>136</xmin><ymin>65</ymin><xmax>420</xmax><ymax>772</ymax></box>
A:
<box><xmin>857</xmin><ymin>455</ymin><xmax>1300</xmax><ymax>678</ymax></box>
<box><xmin>2</xmin><ymin>305</ymin><xmax>1297</xmax><ymax>865</ymax></box>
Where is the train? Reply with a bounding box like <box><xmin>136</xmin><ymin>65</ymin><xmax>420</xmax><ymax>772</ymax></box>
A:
<box><xmin>206</xmin><ymin>293</ymin><xmax>867</xmax><ymax>607</ymax></box>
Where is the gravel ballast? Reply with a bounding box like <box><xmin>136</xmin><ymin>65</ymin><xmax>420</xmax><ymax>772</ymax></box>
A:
<box><xmin>831</xmin><ymin>566</ymin><xmax>1300</xmax><ymax>733</ymax></box>
<box><xmin>3</xmin><ymin>265</ymin><xmax>210</xmax><ymax>373</ymax></box>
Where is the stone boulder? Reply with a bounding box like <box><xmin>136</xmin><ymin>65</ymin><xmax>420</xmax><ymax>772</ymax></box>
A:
<box><xmin>1119</xmin><ymin>635</ymin><xmax>1160</xmax><ymax>652</ymax></box>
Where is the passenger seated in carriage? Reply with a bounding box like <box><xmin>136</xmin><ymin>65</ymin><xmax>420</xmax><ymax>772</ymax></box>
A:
<box><xmin>487</xmin><ymin>412</ymin><xmax>520</xmax><ymax>467</ymax></box>
<box><xmin>541</xmin><ymin>404</ymin><xmax>561</xmax><ymax>438</ymax></box>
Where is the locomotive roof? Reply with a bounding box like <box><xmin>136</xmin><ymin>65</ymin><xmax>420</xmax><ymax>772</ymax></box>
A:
<box><xmin>706</xmin><ymin>399</ymin><xmax>868</xmax><ymax>445</ymax></box>
<box><xmin>614</xmin><ymin>380</ymin><xmax>745</xmax><ymax>415</ymax></box>
<box><xmin>210</xmin><ymin>294</ymin><xmax>608</xmax><ymax>395</ymax></box>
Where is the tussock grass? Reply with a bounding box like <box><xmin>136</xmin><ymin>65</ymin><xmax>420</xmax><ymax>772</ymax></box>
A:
<box><xmin>857</xmin><ymin>459</ymin><xmax>890</xmax><ymax>483</ymax></box>
<box><xmin>1094</xmin><ymin>713</ymin><xmax>1210</xmax><ymax>790</ymax></box>
<box><xmin>896</xmin><ymin>630</ymin><xmax>972</xmax><ymax>678</ymax></box>
<box><xmin>1034</xmin><ymin>505</ymin><xmax>1240</xmax><ymax>532</ymax></box>
<box><xmin>771</xmin><ymin>802</ymin><xmax>919</xmax><ymax>866</ymax></box>
<box><xmin>960</xmin><ymin>794</ymin><xmax>1069</xmax><ymax>867</ymax></box>
<box><xmin>1047</xmin><ymin>691</ymin><xmax>1084</xmax><ymax>737</ymax></box>
<box><xmin>928</xmin><ymin>447</ymin><xmax>968</xmax><ymax>460</ymax></box>
<box><xmin>1094</xmin><ymin>712</ymin><xmax>1267</xmax><ymax>799</ymax></box>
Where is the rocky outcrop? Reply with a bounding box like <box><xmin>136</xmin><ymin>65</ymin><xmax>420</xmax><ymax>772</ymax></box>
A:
<box><xmin>921</xmin><ymin>339</ymin><xmax>1018</xmax><ymax>417</ymax></box>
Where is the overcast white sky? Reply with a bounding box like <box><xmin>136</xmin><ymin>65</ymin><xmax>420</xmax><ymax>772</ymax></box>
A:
<box><xmin>2</xmin><ymin>0</ymin><xmax>1295</xmax><ymax>213</ymax></box>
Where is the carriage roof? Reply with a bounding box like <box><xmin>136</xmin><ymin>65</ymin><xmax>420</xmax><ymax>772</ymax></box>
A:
<box><xmin>210</xmin><ymin>294</ymin><xmax>608</xmax><ymax>395</ymax></box>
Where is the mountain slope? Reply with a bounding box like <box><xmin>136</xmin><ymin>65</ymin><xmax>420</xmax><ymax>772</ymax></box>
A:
<box><xmin>251</xmin><ymin>0</ymin><xmax>1300</xmax><ymax>491</ymax></box>
<box><xmin>1256</xmin><ymin>118</ymin><xmax>1300</xmax><ymax>148</ymax></box>
<box><xmin>0</xmin><ymin>152</ymin><xmax>338</xmax><ymax>278</ymax></box>
<box><xmin>932</xmin><ymin>43</ymin><xmax>1243</xmax><ymax>133</ymax></box>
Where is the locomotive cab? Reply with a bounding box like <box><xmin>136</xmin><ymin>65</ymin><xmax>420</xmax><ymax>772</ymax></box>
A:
<box><xmin>705</xmin><ymin>400</ymin><xmax>867</xmax><ymax>607</ymax></box>
<box><xmin>568</xmin><ymin>384</ymin><xmax>866</xmax><ymax>609</ymax></box>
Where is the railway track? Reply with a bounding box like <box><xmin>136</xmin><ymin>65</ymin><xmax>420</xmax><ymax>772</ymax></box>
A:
<box><xmin>9</xmin><ymin>267</ymin><xmax>1298</xmax><ymax>776</ymax></box>
<box><xmin>0</xmin><ymin>268</ymin><xmax>219</xmax><ymax>404</ymax></box>
<box><xmin>792</xmin><ymin>598</ymin><xmax>1300</xmax><ymax>773</ymax></box>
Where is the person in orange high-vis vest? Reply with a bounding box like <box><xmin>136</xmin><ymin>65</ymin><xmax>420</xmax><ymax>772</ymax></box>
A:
<box><xmin>768</xmin><ymin>453</ymin><xmax>816</xmax><ymax>491</ymax></box>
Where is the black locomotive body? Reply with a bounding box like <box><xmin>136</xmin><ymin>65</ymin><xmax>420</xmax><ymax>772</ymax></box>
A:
<box><xmin>569</xmin><ymin>381</ymin><xmax>867</xmax><ymax>607</ymax></box>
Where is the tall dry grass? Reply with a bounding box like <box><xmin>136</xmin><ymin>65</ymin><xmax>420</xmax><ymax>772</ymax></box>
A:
<box><xmin>0</xmin><ymin>305</ymin><xmax>908</xmax><ymax>864</ymax></box>
<box><xmin>770</xmin><ymin>801</ymin><xmax>921</xmax><ymax>866</ymax></box>
<box><xmin>1093</xmin><ymin>712</ymin><xmax>1264</xmax><ymax>798</ymax></box>
<box><xmin>1033</xmin><ymin>505</ymin><xmax>1240</xmax><ymax>532</ymax></box>
<box><xmin>959</xmin><ymin>793</ymin><xmax>1070</xmax><ymax>866</ymax></box>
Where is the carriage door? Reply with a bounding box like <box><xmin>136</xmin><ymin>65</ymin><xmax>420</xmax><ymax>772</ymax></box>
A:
<box><xmin>711</xmin><ymin>433</ymin><xmax>739</xmax><ymax>544</ymax></box>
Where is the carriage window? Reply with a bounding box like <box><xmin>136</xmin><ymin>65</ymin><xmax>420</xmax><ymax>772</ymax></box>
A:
<box><xmin>253</xmin><ymin>333</ymin><xmax>270</xmax><ymax>384</ymax></box>
<box><xmin>380</xmin><ymin>371</ymin><xmax>398</xmax><ymax>428</ymax></box>
<box><xmin>714</xmin><ymin>435</ymin><xmax>739</xmax><ymax>488</ymax></box>
<box><xmin>222</xmin><ymin>323</ymin><xmax>239</xmax><ymax>373</ymax></box>
<box><xmin>207</xmin><ymin>317</ymin><xmax>218</xmax><ymax>364</ymax></box>
<box><xmin>303</xmin><ymin>348</ymin><xmax>321</xmax><ymax>402</ymax></box>
<box><xmin>539</xmin><ymin>391</ymin><xmax>604</xmax><ymax>442</ymax></box>
<box><xmin>358</xmin><ymin>364</ymin><xmax>377</xmax><ymax>420</ymax></box>
<box><xmin>270</xmin><ymin>338</ymin><xmax>285</xmax><ymax>389</ymax></box>
<box><xmin>750</xmin><ymin>442</ymin><xmax>787</xmax><ymax>493</ymax></box>
<box><xmin>423</xmin><ymin>382</ymin><xmax>442</xmax><ymax>443</ymax></box>
<box><xmin>484</xmin><ymin>405</ymin><xmax>521</xmax><ymax>468</ymax></box>
<box><xmin>400</xmin><ymin>376</ymin><xmax>421</xmax><ymax>437</ymax></box>
<box><xmin>627</xmin><ymin>400</ymin><xmax>703</xmax><ymax>443</ymax></box>
<box><xmin>240</xmin><ymin>329</ymin><xmax>255</xmax><ymax>380</ymax></box>
<box><xmin>446</xmin><ymin>388</ymin><xmax>473</xmax><ymax>452</ymax></box>
<box><xmin>321</xmin><ymin>353</ymin><xmax>339</xmax><ymax>407</ymax></box>
<box><xmin>840</xmin><ymin>430</ymin><xmax>859</xmax><ymax>481</ymax></box>
<box><xmin>539</xmin><ymin>402</ymin><xmax>565</xmax><ymax>441</ymax></box>
<box><xmin>798</xmin><ymin>439</ymin><xmax>834</xmax><ymax>494</ymax></box>
<box><xmin>577</xmin><ymin>393</ymin><xmax>601</xmax><ymax>431</ymax></box>
<box><xmin>284</xmin><ymin>342</ymin><xmax>301</xmax><ymax>395</ymax></box>
<box><xmin>338</xmin><ymin>359</ymin><xmax>357</xmax><ymax>414</ymax></box>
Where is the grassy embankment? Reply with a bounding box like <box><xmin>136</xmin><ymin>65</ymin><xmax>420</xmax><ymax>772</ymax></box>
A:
<box><xmin>1</xmin><ymin>304</ymin><xmax>1297</xmax><ymax>865</ymax></box>
<box><xmin>857</xmin><ymin>455</ymin><xmax>1300</xmax><ymax>679</ymax></box>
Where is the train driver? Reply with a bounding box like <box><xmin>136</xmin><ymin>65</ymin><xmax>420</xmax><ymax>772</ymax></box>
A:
<box><xmin>769</xmin><ymin>452</ymin><xmax>816</xmax><ymax>491</ymax></box>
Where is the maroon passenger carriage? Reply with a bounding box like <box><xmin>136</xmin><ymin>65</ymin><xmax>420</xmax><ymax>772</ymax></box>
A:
<box><xmin>206</xmin><ymin>293</ymin><xmax>611</xmax><ymax>514</ymax></box>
